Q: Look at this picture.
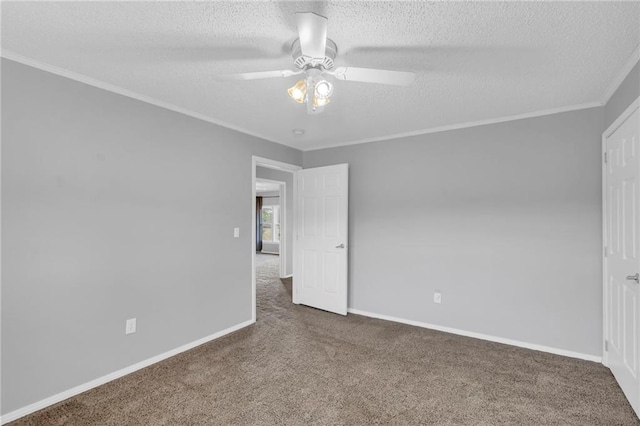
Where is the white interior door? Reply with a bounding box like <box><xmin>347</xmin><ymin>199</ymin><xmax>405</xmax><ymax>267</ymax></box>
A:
<box><xmin>294</xmin><ymin>164</ymin><xmax>348</xmax><ymax>315</ymax></box>
<box><xmin>605</xmin><ymin>103</ymin><xmax>640</xmax><ymax>416</ymax></box>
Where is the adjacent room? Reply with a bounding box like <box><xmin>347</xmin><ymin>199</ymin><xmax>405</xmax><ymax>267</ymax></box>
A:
<box><xmin>255</xmin><ymin>176</ymin><xmax>287</xmax><ymax>305</ymax></box>
<box><xmin>2</xmin><ymin>1</ymin><xmax>640</xmax><ymax>424</ymax></box>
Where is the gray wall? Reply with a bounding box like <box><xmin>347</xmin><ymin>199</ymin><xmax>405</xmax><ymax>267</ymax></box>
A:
<box><xmin>1</xmin><ymin>59</ymin><xmax>302</xmax><ymax>414</ymax></box>
<box><xmin>256</xmin><ymin>167</ymin><xmax>294</xmax><ymax>276</ymax></box>
<box><xmin>4</xmin><ymin>51</ymin><xmax>635</xmax><ymax>415</ymax></box>
<box><xmin>605</xmin><ymin>62</ymin><xmax>640</xmax><ymax>129</ymax></box>
<box><xmin>304</xmin><ymin>107</ymin><xmax>605</xmax><ymax>357</ymax></box>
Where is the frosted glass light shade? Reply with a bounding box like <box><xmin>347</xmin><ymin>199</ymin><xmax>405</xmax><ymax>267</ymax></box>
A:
<box><xmin>287</xmin><ymin>80</ymin><xmax>307</xmax><ymax>103</ymax></box>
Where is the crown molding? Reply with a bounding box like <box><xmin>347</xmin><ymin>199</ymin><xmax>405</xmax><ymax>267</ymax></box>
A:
<box><xmin>600</xmin><ymin>43</ymin><xmax>640</xmax><ymax>105</ymax></box>
<box><xmin>3</xmin><ymin>46</ymin><xmax>635</xmax><ymax>153</ymax></box>
<box><xmin>305</xmin><ymin>43</ymin><xmax>639</xmax><ymax>151</ymax></box>
<box><xmin>0</xmin><ymin>50</ymin><xmax>295</xmax><ymax>149</ymax></box>
<box><xmin>302</xmin><ymin>101</ymin><xmax>602</xmax><ymax>151</ymax></box>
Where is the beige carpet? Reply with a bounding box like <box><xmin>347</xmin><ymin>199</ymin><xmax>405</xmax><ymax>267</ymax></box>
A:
<box><xmin>11</xmin><ymin>254</ymin><xmax>639</xmax><ymax>425</ymax></box>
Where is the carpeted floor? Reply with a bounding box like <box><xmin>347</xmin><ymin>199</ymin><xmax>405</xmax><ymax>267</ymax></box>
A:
<box><xmin>11</xmin><ymin>253</ymin><xmax>639</xmax><ymax>425</ymax></box>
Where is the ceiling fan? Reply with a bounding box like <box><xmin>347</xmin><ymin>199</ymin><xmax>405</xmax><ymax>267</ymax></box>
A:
<box><xmin>216</xmin><ymin>12</ymin><xmax>416</xmax><ymax>114</ymax></box>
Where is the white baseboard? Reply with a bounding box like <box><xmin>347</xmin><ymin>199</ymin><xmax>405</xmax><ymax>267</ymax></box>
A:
<box><xmin>0</xmin><ymin>319</ymin><xmax>255</xmax><ymax>425</ymax></box>
<box><xmin>280</xmin><ymin>274</ymin><xmax>293</xmax><ymax>279</ymax></box>
<box><xmin>260</xmin><ymin>250</ymin><xmax>280</xmax><ymax>255</ymax></box>
<box><xmin>347</xmin><ymin>308</ymin><xmax>602</xmax><ymax>363</ymax></box>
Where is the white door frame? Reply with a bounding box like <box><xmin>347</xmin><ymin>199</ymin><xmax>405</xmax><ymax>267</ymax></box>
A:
<box><xmin>252</xmin><ymin>156</ymin><xmax>302</xmax><ymax>322</ymax></box>
<box><xmin>602</xmin><ymin>95</ymin><xmax>640</xmax><ymax>367</ymax></box>
<box><xmin>256</xmin><ymin>177</ymin><xmax>286</xmax><ymax>273</ymax></box>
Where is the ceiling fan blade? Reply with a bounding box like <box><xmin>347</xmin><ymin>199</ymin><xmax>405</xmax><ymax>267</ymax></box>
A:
<box><xmin>295</xmin><ymin>12</ymin><xmax>328</xmax><ymax>60</ymax></box>
<box><xmin>215</xmin><ymin>69</ymin><xmax>302</xmax><ymax>81</ymax></box>
<box><xmin>331</xmin><ymin>67</ymin><xmax>415</xmax><ymax>86</ymax></box>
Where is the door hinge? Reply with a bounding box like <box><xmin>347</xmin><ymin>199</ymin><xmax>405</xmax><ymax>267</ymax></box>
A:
<box><xmin>605</xmin><ymin>340</ymin><xmax>609</xmax><ymax>351</ymax></box>
<box><xmin>604</xmin><ymin>152</ymin><xmax>608</xmax><ymax>164</ymax></box>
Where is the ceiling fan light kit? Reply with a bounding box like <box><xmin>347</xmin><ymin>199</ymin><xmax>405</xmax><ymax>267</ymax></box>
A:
<box><xmin>288</xmin><ymin>74</ymin><xmax>334</xmax><ymax>112</ymax></box>
<box><xmin>218</xmin><ymin>12</ymin><xmax>416</xmax><ymax>114</ymax></box>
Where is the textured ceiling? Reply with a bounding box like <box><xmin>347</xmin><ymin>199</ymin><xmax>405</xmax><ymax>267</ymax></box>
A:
<box><xmin>2</xmin><ymin>1</ymin><xmax>639</xmax><ymax>150</ymax></box>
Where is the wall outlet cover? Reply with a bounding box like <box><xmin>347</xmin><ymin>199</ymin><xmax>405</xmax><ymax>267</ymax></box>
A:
<box><xmin>434</xmin><ymin>292</ymin><xmax>442</xmax><ymax>304</ymax></box>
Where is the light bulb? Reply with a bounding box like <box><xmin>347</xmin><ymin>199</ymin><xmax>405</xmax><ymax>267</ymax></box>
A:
<box><xmin>314</xmin><ymin>80</ymin><xmax>333</xmax><ymax>98</ymax></box>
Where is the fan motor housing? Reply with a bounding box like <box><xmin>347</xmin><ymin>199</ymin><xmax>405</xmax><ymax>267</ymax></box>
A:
<box><xmin>291</xmin><ymin>38</ymin><xmax>337</xmax><ymax>70</ymax></box>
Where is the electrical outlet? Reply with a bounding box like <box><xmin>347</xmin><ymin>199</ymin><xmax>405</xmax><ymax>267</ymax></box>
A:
<box><xmin>434</xmin><ymin>291</ymin><xmax>442</xmax><ymax>304</ymax></box>
<box><xmin>234</xmin><ymin>227</ymin><xmax>240</xmax><ymax>238</ymax></box>
<box><xmin>125</xmin><ymin>318</ymin><xmax>137</xmax><ymax>335</ymax></box>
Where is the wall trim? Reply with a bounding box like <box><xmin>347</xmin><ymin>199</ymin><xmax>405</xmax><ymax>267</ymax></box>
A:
<box><xmin>601</xmin><ymin>43</ymin><xmax>640</xmax><ymax>105</ymax></box>
<box><xmin>303</xmin><ymin>102</ymin><xmax>602</xmax><ymax>151</ymax></box>
<box><xmin>347</xmin><ymin>308</ymin><xmax>602</xmax><ymax>363</ymax></box>
<box><xmin>0</xmin><ymin>50</ymin><xmax>289</xmax><ymax>149</ymax></box>
<box><xmin>0</xmin><ymin>319</ymin><xmax>255</xmax><ymax>425</ymax></box>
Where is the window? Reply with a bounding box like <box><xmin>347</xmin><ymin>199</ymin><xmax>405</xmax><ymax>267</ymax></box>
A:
<box><xmin>262</xmin><ymin>205</ymin><xmax>280</xmax><ymax>243</ymax></box>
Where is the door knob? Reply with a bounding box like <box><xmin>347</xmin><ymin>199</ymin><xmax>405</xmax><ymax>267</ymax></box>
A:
<box><xmin>626</xmin><ymin>273</ymin><xmax>639</xmax><ymax>283</ymax></box>
<box><xmin>336</xmin><ymin>243</ymin><xmax>345</xmax><ymax>249</ymax></box>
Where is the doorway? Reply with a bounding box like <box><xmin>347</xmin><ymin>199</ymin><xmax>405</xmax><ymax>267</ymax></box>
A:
<box><xmin>251</xmin><ymin>156</ymin><xmax>301</xmax><ymax>322</ymax></box>
<box><xmin>256</xmin><ymin>178</ymin><xmax>285</xmax><ymax>274</ymax></box>
<box><xmin>251</xmin><ymin>156</ymin><xmax>350</xmax><ymax>320</ymax></box>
